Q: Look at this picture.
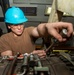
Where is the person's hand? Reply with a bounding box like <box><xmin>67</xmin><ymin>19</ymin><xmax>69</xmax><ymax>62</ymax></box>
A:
<box><xmin>46</xmin><ymin>22</ymin><xmax>73</xmax><ymax>42</ymax></box>
<box><xmin>32</xmin><ymin>50</ymin><xmax>46</xmax><ymax>58</ymax></box>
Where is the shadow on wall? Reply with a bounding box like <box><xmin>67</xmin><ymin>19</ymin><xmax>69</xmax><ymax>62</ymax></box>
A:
<box><xmin>0</xmin><ymin>28</ymin><xmax>3</xmax><ymax>36</ymax></box>
<box><xmin>62</xmin><ymin>16</ymin><xmax>74</xmax><ymax>25</ymax></box>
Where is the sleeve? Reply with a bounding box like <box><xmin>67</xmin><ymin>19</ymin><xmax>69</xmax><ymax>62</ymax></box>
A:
<box><xmin>0</xmin><ymin>36</ymin><xmax>11</xmax><ymax>53</ymax></box>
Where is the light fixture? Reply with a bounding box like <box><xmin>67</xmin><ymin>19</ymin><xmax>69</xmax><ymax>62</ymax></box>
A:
<box><xmin>45</xmin><ymin>6</ymin><xmax>52</xmax><ymax>15</ymax></box>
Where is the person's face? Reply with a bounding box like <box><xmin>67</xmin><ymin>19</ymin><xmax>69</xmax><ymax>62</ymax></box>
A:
<box><xmin>8</xmin><ymin>23</ymin><xmax>24</xmax><ymax>37</ymax></box>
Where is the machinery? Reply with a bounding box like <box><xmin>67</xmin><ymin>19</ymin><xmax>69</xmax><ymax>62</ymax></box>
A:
<box><xmin>0</xmin><ymin>0</ymin><xmax>74</xmax><ymax>75</ymax></box>
<box><xmin>0</xmin><ymin>53</ymin><xmax>50</xmax><ymax>75</ymax></box>
<box><xmin>0</xmin><ymin>51</ymin><xmax>74</xmax><ymax>75</ymax></box>
<box><xmin>0</xmin><ymin>29</ymin><xmax>74</xmax><ymax>75</ymax></box>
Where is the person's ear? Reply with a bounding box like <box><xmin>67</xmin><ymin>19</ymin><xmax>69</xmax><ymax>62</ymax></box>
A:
<box><xmin>8</xmin><ymin>26</ymin><xmax>11</xmax><ymax>29</ymax></box>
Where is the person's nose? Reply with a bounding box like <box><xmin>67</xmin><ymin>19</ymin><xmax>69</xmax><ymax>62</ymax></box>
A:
<box><xmin>17</xmin><ymin>25</ymin><xmax>21</xmax><ymax>29</ymax></box>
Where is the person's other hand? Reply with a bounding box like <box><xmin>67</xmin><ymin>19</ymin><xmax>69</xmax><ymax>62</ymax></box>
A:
<box><xmin>1</xmin><ymin>50</ymin><xmax>13</xmax><ymax>56</ymax></box>
<box><xmin>32</xmin><ymin>50</ymin><xmax>46</xmax><ymax>58</ymax></box>
<box><xmin>46</xmin><ymin>22</ymin><xmax>73</xmax><ymax>42</ymax></box>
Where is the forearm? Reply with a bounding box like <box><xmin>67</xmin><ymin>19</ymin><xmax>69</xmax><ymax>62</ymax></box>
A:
<box><xmin>37</xmin><ymin>23</ymin><xmax>48</xmax><ymax>36</ymax></box>
<box><xmin>33</xmin><ymin>22</ymin><xmax>73</xmax><ymax>42</ymax></box>
<box><xmin>1</xmin><ymin>50</ymin><xmax>13</xmax><ymax>56</ymax></box>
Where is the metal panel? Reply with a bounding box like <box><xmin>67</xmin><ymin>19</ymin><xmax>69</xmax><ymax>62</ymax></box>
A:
<box><xmin>9</xmin><ymin>0</ymin><xmax>52</xmax><ymax>23</ymax></box>
<box><xmin>0</xmin><ymin>6</ymin><xmax>4</xmax><ymax>17</ymax></box>
<box><xmin>13</xmin><ymin>0</ymin><xmax>53</xmax><ymax>4</ymax></box>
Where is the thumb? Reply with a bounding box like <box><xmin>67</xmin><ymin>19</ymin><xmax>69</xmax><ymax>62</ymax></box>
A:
<box><xmin>49</xmin><ymin>30</ymin><xmax>63</xmax><ymax>42</ymax></box>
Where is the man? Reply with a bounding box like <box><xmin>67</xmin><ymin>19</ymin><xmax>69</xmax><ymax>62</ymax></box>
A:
<box><xmin>0</xmin><ymin>6</ymin><xmax>73</xmax><ymax>58</ymax></box>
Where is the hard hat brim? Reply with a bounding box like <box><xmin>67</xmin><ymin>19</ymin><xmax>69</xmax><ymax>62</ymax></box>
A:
<box><xmin>5</xmin><ymin>18</ymin><xmax>28</xmax><ymax>25</ymax></box>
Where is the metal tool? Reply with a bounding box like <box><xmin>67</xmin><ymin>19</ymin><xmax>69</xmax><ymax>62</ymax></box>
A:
<box><xmin>6</xmin><ymin>52</ymin><xmax>20</xmax><ymax>75</ymax></box>
<box><xmin>29</xmin><ymin>53</ymin><xmax>36</xmax><ymax>68</ymax></box>
<box><xmin>21</xmin><ymin>53</ymin><xmax>29</xmax><ymax>71</ymax></box>
<box><xmin>45</xmin><ymin>29</ymin><xmax>68</xmax><ymax>55</ymax></box>
<box><xmin>17</xmin><ymin>53</ymin><xmax>29</xmax><ymax>75</ymax></box>
<box><xmin>34</xmin><ymin>54</ymin><xmax>50</xmax><ymax>75</ymax></box>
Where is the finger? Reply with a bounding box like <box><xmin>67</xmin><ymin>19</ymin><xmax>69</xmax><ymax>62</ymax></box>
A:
<box><xmin>62</xmin><ymin>38</ymin><xmax>67</xmax><ymax>41</ymax></box>
<box><xmin>51</xmin><ymin>22</ymin><xmax>73</xmax><ymax>34</ymax></box>
<box><xmin>58</xmin><ymin>22</ymin><xmax>73</xmax><ymax>37</ymax></box>
<box><xmin>49</xmin><ymin>28</ymin><xmax>63</xmax><ymax>42</ymax></box>
<box><xmin>67</xmin><ymin>24</ymin><xmax>73</xmax><ymax>37</ymax></box>
<box><xmin>40</xmin><ymin>55</ymin><xmax>46</xmax><ymax>58</ymax></box>
<box><xmin>38</xmin><ymin>53</ymin><xmax>46</xmax><ymax>58</ymax></box>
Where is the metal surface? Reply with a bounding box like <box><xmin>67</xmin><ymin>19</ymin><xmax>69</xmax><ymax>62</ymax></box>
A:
<box><xmin>60</xmin><ymin>52</ymin><xmax>74</xmax><ymax>66</ymax></box>
<box><xmin>0</xmin><ymin>53</ymin><xmax>74</xmax><ymax>75</ymax></box>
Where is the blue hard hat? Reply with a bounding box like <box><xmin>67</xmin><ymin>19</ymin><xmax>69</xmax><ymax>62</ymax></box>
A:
<box><xmin>5</xmin><ymin>6</ymin><xmax>28</xmax><ymax>24</ymax></box>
